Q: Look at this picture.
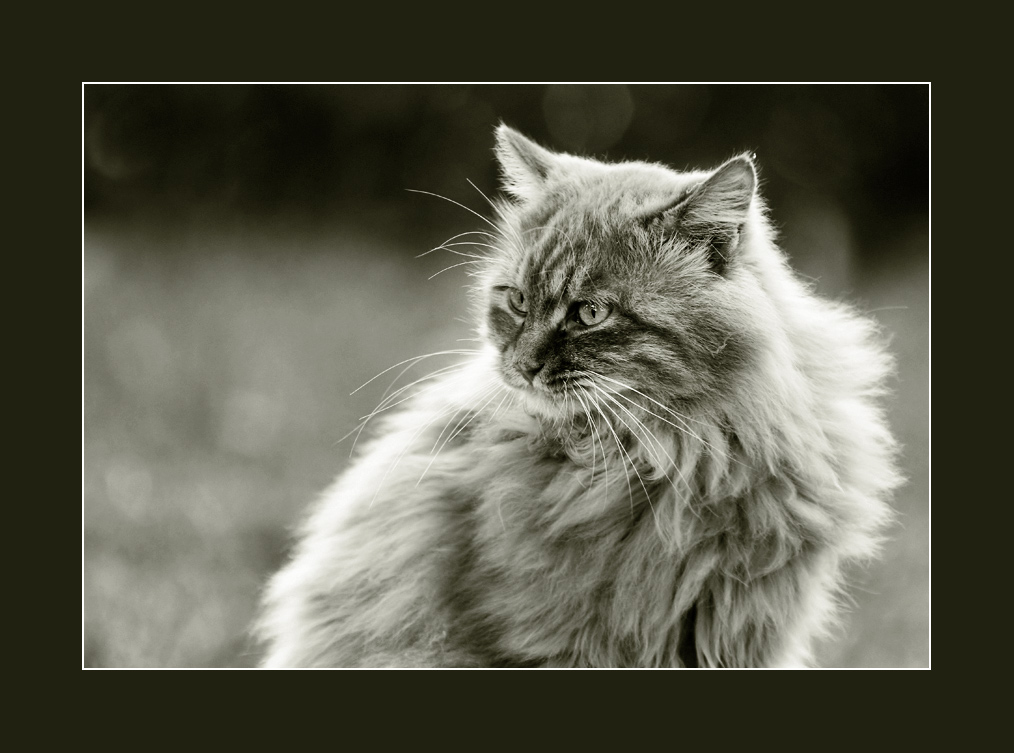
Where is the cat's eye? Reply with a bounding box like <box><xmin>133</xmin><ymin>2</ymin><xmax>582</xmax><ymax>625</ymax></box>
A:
<box><xmin>576</xmin><ymin>301</ymin><xmax>611</xmax><ymax>327</ymax></box>
<box><xmin>507</xmin><ymin>288</ymin><xmax>528</xmax><ymax>315</ymax></box>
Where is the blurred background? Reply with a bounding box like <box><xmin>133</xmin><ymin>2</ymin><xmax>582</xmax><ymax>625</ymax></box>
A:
<box><xmin>82</xmin><ymin>84</ymin><xmax>929</xmax><ymax>668</ymax></box>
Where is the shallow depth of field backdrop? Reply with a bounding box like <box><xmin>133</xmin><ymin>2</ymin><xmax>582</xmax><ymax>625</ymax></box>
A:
<box><xmin>83</xmin><ymin>84</ymin><xmax>929</xmax><ymax>668</ymax></box>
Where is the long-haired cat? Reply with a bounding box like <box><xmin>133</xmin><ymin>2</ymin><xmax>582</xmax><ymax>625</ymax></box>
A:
<box><xmin>257</xmin><ymin>125</ymin><xmax>901</xmax><ymax>668</ymax></box>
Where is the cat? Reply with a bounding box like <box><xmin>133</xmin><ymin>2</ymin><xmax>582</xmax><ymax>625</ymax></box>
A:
<box><xmin>256</xmin><ymin>124</ymin><xmax>901</xmax><ymax>668</ymax></box>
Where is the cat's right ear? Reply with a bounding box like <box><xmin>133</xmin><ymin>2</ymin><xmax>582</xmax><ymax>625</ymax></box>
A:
<box><xmin>495</xmin><ymin>124</ymin><xmax>558</xmax><ymax>202</ymax></box>
<box><xmin>654</xmin><ymin>155</ymin><xmax>757</xmax><ymax>274</ymax></box>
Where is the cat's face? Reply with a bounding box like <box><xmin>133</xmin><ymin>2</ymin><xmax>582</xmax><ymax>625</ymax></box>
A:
<box><xmin>479</xmin><ymin>126</ymin><xmax>763</xmax><ymax>420</ymax></box>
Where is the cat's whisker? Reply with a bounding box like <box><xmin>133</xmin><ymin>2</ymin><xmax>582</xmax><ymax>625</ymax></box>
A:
<box><xmin>416</xmin><ymin>230</ymin><xmax>499</xmax><ymax>258</ymax></box>
<box><xmin>441</xmin><ymin>243</ymin><xmax>496</xmax><ymax>256</ymax></box>
<box><xmin>372</xmin><ymin>358</ymin><xmax>473</xmax><ymax>413</ymax></box>
<box><xmin>427</xmin><ymin>391</ymin><xmax>486</xmax><ymax>455</ymax></box>
<box><xmin>581</xmin><ymin>371</ymin><xmax>698</xmax><ymax>425</ymax></box>
<box><xmin>580</xmin><ymin>370</ymin><xmax>743</xmax><ymax>466</ymax></box>
<box><xmin>580</xmin><ymin>385</ymin><xmax>614</xmax><ymax>494</ymax></box>
<box><xmin>576</xmin><ymin>384</ymin><xmax>609</xmax><ymax>493</ymax></box>
<box><xmin>590</xmin><ymin>383</ymin><xmax>675</xmax><ymax>473</ymax></box>
<box><xmin>367</xmin><ymin>360</ymin><xmax>476</xmax><ymax>416</ymax></box>
<box><xmin>406</xmin><ymin>188</ymin><xmax>498</xmax><ymax>230</ymax></box>
<box><xmin>429</xmin><ymin>379</ymin><xmax>501</xmax><ymax>453</ymax></box>
<box><xmin>591</xmin><ymin>390</ymin><xmax>668</xmax><ymax>541</ymax></box>
<box><xmin>369</xmin><ymin>399</ymin><xmax>464</xmax><ymax>508</ymax></box>
<box><xmin>428</xmin><ymin>260</ymin><xmax>486</xmax><ymax>280</ymax></box>
<box><xmin>577</xmin><ymin>383</ymin><xmax>638</xmax><ymax>517</ymax></box>
<box><xmin>570</xmin><ymin>387</ymin><xmax>598</xmax><ymax>483</ymax></box>
<box><xmin>588</xmin><ymin>382</ymin><xmax>699</xmax><ymax>525</ymax></box>
<box><xmin>382</xmin><ymin>376</ymin><xmax>498</xmax><ymax>490</ymax></box>
<box><xmin>466</xmin><ymin>178</ymin><xmax>498</xmax><ymax>212</ymax></box>
<box><xmin>334</xmin><ymin>420</ymin><xmax>371</xmax><ymax>448</ymax></box>
<box><xmin>347</xmin><ymin>363</ymin><xmax>475</xmax><ymax>456</ymax></box>
<box><xmin>420</xmin><ymin>239</ymin><xmax>500</xmax><ymax>258</ymax></box>
<box><xmin>587</xmin><ymin>372</ymin><xmax>718</xmax><ymax>433</ymax></box>
<box><xmin>418</xmin><ymin>381</ymin><xmax>506</xmax><ymax>485</ymax></box>
<box><xmin>360</xmin><ymin>362</ymin><xmax>472</xmax><ymax>423</ymax></box>
<box><xmin>583</xmin><ymin>379</ymin><xmax>682</xmax><ymax>466</ymax></box>
<box><xmin>588</xmin><ymin>399</ymin><xmax>607</xmax><ymax>488</ymax></box>
<box><xmin>561</xmin><ymin>386</ymin><xmax>588</xmax><ymax>489</ymax></box>
<box><xmin>421</xmin><ymin>245</ymin><xmax>487</xmax><ymax>260</ymax></box>
<box><xmin>350</xmin><ymin>349</ymin><xmax>482</xmax><ymax>396</ymax></box>
<box><xmin>342</xmin><ymin>382</ymin><xmax>442</xmax><ymax>452</ymax></box>
<box><xmin>487</xmin><ymin>388</ymin><xmax>513</xmax><ymax>424</ymax></box>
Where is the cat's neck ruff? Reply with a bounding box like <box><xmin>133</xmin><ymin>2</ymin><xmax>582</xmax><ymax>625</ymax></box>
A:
<box><xmin>425</xmin><ymin>346</ymin><xmax>727</xmax><ymax>520</ymax></box>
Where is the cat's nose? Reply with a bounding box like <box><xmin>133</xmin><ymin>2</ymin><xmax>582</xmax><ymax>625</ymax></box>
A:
<box><xmin>518</xmin><ymin>360</ymin><xmax>545</xmax><ymax>384</ymax></box>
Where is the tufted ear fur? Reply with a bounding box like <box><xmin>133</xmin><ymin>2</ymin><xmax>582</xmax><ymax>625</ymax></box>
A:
<box><xmin>494</xmin><ymin>124</ymin><xmax>560</xmax><ymax>202</ymax></box>
<box><xmin>658</xmin><ymin>154</ymin><xmax>757</xmax><ymax>274</ymax></box>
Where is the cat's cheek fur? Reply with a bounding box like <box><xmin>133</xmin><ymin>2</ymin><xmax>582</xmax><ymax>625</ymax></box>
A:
<box><xmin>486</xmin><ymin>305</ymin><xmax>519</xmax><ymax>351</ymax></box>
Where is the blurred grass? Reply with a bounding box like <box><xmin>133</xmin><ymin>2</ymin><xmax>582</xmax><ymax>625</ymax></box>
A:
<box><xmin>82</xmin><ymin>218</ymin><xmax>928</xmax><ymax>668</ymax></box>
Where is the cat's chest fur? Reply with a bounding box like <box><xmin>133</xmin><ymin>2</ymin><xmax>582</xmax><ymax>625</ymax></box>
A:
<box><xmin>445</xmin><ymin>418</ymin><xmax>688</xmax><ymax>666</ymax></box>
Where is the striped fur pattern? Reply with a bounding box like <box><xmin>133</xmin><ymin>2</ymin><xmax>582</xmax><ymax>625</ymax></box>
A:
<box><xmin>257</xmin><ymin>125</ymin><xmax>901</xmax><ymax>667</ymax></box>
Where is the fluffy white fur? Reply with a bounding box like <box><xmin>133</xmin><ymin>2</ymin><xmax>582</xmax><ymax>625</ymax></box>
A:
<box><xmin>257</xmin><ymin>126</ymin><xmax>900</xmax><ymax>668</ymax></box>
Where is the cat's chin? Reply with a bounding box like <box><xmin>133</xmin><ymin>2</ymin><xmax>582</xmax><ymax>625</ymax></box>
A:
<box><xmin>500</xmin><ymin>379</ymin><xmax>578</xmax><ymax>423</ymax></box>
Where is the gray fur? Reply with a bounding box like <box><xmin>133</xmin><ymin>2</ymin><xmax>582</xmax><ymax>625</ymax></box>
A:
<box><xmin>256</xmin><ymin>126</ymin><xmax>900</xmax><ymax>668</ymax></box>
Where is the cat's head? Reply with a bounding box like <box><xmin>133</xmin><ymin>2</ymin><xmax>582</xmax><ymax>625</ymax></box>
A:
<box><xmin>478</xmin><ymin>125</ymin><xmax>775</xmax><ymax>422</ymax></box>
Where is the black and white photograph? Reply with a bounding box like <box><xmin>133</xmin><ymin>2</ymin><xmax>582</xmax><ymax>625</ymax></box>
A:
<box><xmin>82</xmin><ymin>83</ymin><xmax>929</xmax><ymax>668</ymax></box>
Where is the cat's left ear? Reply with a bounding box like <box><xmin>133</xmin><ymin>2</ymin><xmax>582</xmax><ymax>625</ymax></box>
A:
<box><xmin>494</xmin><ymin>124</ymin><xmax>559</xmax><ymax>202</ymax></box>
<box><xmin>658</xmin><ymin>154</ymin><xmax>757</xmax><ymax>274</ymax></box>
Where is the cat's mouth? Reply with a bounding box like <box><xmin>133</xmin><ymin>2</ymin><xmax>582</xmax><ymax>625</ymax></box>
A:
<box><xmin>499</xmin><ymin>363</ymin><xmax>566</xmax><ymax>393</ymax></box>
<box><xmin>499</xmin><ymin>367</ymin><xmax>587</xmax><ymax>418</ymax></box>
